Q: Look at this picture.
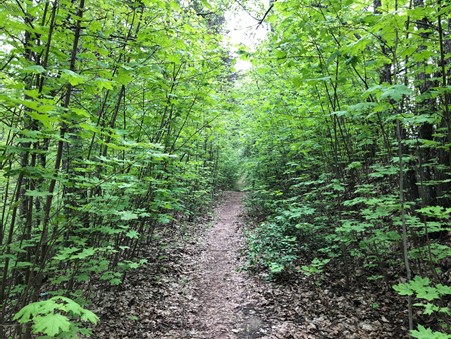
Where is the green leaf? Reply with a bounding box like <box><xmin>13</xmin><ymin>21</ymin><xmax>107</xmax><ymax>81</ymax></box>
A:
<box><xmin>14</xmin><ymin>296</ymin><xmax>98</xmax><ymax>337</ymax></box>
<box><xmin>61</xmin><ymin>69</ymin><xmax>86</xmax><ymax>86</ymax></box>
<box><xmin>75</xmin><ymin>272</ymin><xmax>90</xmax><ymax>282</ymax></box>
<box><xmin>24</xmin><ymin>190</ymin><xmax>52</xmax><ymax>197</ymax></box>
<box><xmin>109</xmin><ymin>278</ymin><xmax>122</xmax><ymax>285</ymax></box>
<box><xmin>410</xmin><ymin>276</ymin><xmax>431</xmax><ymax>290</ymax></box>
<box><xmin>73</xmin><ymin>247</ymin><xmax>96</xmax><ymax>259</ymax></box>
<box><xmin>435</xmin><ymin>284</ymin><xmax>451</xmax><ymax>296</ymax></box>
<box><xmin>15</xmin><ymin>261</ymin><xmax>33</xmax><ymax>268</ymax></box>
<box><xmin>128</xmin><ymin>262</ymin><xmax>140</xmax><ymax>269</ymax></box>
<box><xmin>71</xmin><ymin>108</ymin><xmax>91</xmax><ymax>118</ymax></box>
<box><xmin>53</xmin><ymin>247</ymin><xmax>80</xmax><ymax>261</ymax></box>
<box><xmin>115</xmin><ymin>72</ymin><xmax>133</xmax><ymax>85</ymax></box>
<box><xmin>32</xmin><ymin>314</ymin><xmax>70</xmax><ymax>337</ymax></box>
<box><xmin>24</xmin><ymin>89</ymin><xmax>41</xmax><ymax>98</ymax></box>
<box><xmin>14</xmin><ymin>302</ymin><xmax>42</xmax><ymax>323</ymax></box>
<box><xmin>80</xmin><ymin>309</ymin><xmax>99</xmax><ymax>324</ymax></box>
<box><xmin>25</xmin><ymin>110</ymin><xmax>57</xmax><ymax>129</ymax></box>
<box><xmin>269</xmin><ymin>262</ymin><xmax>284</xmax><ymax>273</ymax></box>
<box><xmin>393</xmin><ymin>282</ymin><xmax>414</xmax><ymax>296</ymax></box>
<box><xmin>24</xmin><ymin>65</ymin><xmax>46</xmax><ymax>74</ymax></box>
<box><xmin>347</xmin><ymin>161</ymin><xmax>362</xmax><ymax>170</ymax></box>
<box><xmin>380</xmin><ymin>84</ymin><xmax>412</xmax><ymax>102</ymax></box>
<box><xmin>414</xmin><ymin>302</ymin><xmax>439</xmax><ymax>315</ymax></box>
<box><xmin>418</xmin><ymin>206</ymin><xmax>450</xmax><ymax>219</ymax></box>
<box><xmin>332</xmin><ymin>110</ymin><xmax>348</xmax><ymax>117</ymax></box>
<box><xmin>416</xmin><ymin>287</ymin><xmax>439</xmax><ymax>301</ymax></box>
<box><xmin>394</xmin><ymin>277</ymin><xmax>448</xmax><ymax>301</ymax></box>
<box><xmin>291</xmin><ymin>76</ymin><xmax>302</xmax><ymax>88</ymax></box>
<box><xmin>95</xmin><ymin>78</ymin><xmax>115</xmax><ymax>90</ymax></box>
<box><xmin>307</xmin><ymin>76</ymin><xmax>331</xmax><ymax>82</ymax></box>
<box><xmin>125</xmin><ymin>230</ymin><xmax>139</xmax><ymax>239</ymax></box>
<box><xmin>411</xmin><ymin>325</ymin><xmax>451</xmax><ymax>339</ymax></box>
<box><xmin>54</xmin><ymin>296</ymin><xmax>83</xmax><ymax>316</ymax></box>
<box><xmin>118</xmin><ymin>211</ymin><xmax>139</xmax><ymax>221</ymax></box>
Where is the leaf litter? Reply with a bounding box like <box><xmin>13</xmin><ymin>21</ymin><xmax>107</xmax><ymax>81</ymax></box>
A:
<box><xmin>92</xmin><ymin>191</ymin><xmax>410</xmax><ymax>338</ymax></box>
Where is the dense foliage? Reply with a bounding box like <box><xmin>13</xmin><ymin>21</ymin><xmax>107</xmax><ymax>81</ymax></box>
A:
<box><xmin>1</xmin><ymin>0</ymin><xmax>450</xmax><ymax>338</ymax></box>
<box><xmin>0</xmin><ymin>0</ymin><xmax>235</xmax><ymax>337</ymax></box>
<box><xmin>238</xmin><ymin>0</ymin><xmax>451</xmax><ymax>337</ymax></box>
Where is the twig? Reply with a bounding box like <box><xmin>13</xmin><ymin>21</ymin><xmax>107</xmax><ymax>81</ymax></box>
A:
<box><xmin>257</xmin><ymin>3</ymin><xmax>274</xmax><ymax>27</ymax></box>
<box><xmin>233</xmin><ymin>0</ymin><xmax>261</xmax><ymax>21</ymax></box>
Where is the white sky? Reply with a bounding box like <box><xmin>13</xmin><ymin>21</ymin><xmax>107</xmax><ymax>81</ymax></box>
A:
<box><xmin>224</xmin><ymin>1</ymin><xmax>269</xmax><ymax>71</ymax></box>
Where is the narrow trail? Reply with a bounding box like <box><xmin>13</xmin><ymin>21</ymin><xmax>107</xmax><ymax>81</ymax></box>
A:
<box><xmin>171</xmin><ymin>191</ymin><xmax>267</xmax><ymax>338</ymax></box>
<box><xmin>190</xmin><ymin>191</ymin><xmax>248</xmax><ymax>336</ymax></box>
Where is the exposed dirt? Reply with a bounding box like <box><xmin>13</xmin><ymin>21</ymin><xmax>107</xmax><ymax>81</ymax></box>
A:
<box><xmin>93</xmin><ymin>191</ymin><xmax>409</xmax><ymax>338</ymax></box>
<box><xmin>178</xmin><ymin>190</ymin><xmax>266</xmax><ymax>338</ymax></box>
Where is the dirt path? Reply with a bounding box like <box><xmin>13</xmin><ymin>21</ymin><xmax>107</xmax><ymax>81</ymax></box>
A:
<box><xmin>189</xmin><ymin>191</ymin><xmax>246</xmax><ymax>335</ymax></box>
<box><xmin>164</xmin><ymin>191</ymin><xmax>265</xmax><ymax>338</ymax></box>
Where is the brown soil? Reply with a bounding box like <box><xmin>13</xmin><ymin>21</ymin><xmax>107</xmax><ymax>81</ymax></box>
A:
<box><xmin>178</xmin><ymin>190</ymin><xmax>267</xmax><ymax>338</ymax></box>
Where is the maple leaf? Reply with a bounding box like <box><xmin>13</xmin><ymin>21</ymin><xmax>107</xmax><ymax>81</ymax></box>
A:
<box><xmin>32</xmin><ymin>314</ymin><xmax>70</xmax><ymax>337</ymax></box>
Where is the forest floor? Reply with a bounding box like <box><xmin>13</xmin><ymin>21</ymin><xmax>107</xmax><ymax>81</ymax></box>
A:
<box><xmin>93</xmin><ymin>191</ymin><xmax>408</xmax><ymax>338</ymax></box>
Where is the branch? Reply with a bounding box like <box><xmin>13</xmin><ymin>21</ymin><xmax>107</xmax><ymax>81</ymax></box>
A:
<box><xmin>233</xmin><ymin>0</ymin><xmax>261</xmax><ymax>21</ymax></box>
<box><xmin>232</xmin><ymin>0</ymin><xmax>274</xmax><ymax>30</ymax></box>
<box><xmin>1</xmin><ymin>54</ymin><xmax>15</xmax><ymax>72</ymax></box>
<box><xmin>197</xmin><ymin>12</ymin><xmax>216</xmax><ymax>17</ymax></box>
<box><xmin>258</xmin><ymin>3</ymin><xmax>274</xmax><ymax>27</ymax></box>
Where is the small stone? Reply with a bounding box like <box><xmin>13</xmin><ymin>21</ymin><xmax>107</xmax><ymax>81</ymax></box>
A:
<box><xmin>307</xmin><ymin>323</ymin><xmax>317</xmax><ymax>331</ymax></box>
<box><xmin>361</xmin><ymin>323</ymin><xmax>374</xmax><ymax>331</ymax></box>
<box><xmin>312</xmin><ymin>316</ymin><xmax>325</xmax><ymax>324</ymax></box>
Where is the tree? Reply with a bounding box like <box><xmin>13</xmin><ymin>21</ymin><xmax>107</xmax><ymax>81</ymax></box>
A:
<box><xmin>0</xmin><ymin>0</ymin><xmax>232</xmax><ymax>337</ymax></box>
<box><xmin>238</xmin><ymin>0</ymin><xmax>450</xmax><ymax>336</ymax></box>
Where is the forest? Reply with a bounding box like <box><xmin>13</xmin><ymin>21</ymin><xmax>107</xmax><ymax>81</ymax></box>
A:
<box><xmin>0</xmin><ymin>0</ymin><xmax>450</xmax><ymax>338</ymax></box>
